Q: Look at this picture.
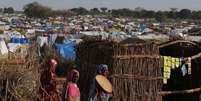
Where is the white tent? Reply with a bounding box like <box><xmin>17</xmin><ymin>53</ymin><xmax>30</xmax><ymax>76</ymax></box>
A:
<box><xmin>27</xmin><ymin>29</ymin><xmax>35</xmax><ymax>34</ymax></box>
<box><xmin>0</xmin><ymin>39</ymin><xmax>8</xmax><ymax>55</ymax></box>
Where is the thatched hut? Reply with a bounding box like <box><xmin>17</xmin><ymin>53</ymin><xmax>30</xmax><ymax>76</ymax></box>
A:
<box><xmin>76</xmin><ymin>38</ymin><xmax>162</xmax><ymax>101</ymax></box>
<box><xmin>159</xmin><ymin>40</ymin><xmax>201</xmax><ymax>101</ymax></box>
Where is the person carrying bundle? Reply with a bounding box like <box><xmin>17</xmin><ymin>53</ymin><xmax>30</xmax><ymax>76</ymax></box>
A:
<box><xmin>88</xmin><ymin>64</ymin><xmax>113</xmax><ymax>101</ymax></box>
<box><xmin>40</xmin><ymin>59</ymin><xmax>59</xmax><ymax>101</ymax></box>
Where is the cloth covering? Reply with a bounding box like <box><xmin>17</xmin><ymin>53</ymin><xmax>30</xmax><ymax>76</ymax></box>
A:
<box><xmin>53</xmin><ymin>40</ymin><xmax>76</xmax><ymax>60</ymax></box>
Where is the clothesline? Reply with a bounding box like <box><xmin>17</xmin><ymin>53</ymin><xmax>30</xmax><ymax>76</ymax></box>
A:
<box><xmin>159</xmin><ymin>40</ymin><xmax>197</xmax><ymax>48</ymax></box>
<box><xmin>189</xmin><ymin>52</ymin><xmax>201</xmax><ymax>60</ymax></box>
<box><xmin>161</xmin><ymin>52</ymin><xmax>201</xmax><ymax>61</ymax></box>
<box><xmin>158</xmin><ymin>86</ymin><xmax>201</xmax><ymax>95</ymax></box>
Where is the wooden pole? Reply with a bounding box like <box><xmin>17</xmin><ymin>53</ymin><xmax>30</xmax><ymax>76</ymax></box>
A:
<box><xmin>158</xmin><ymin>87</ymin><xmax>201</xmax><ymax>95</ymax></box>
<box><xmin>5</xmin><ymin>79</ymin><xmax>8</xmax><ymax>101</ymax></box>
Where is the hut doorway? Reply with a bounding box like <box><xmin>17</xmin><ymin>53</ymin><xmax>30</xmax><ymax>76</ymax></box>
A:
<box><xmin>159</xmin><ymin>40</ymin><xmax>201</xmax><ymax>101</ymax></box>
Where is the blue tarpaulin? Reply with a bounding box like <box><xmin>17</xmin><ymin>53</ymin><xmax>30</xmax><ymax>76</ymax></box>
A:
<box><xmin>10</xmin><ymin>37</ymin><xmax>29</xmax><ymax>44</ymax></box>
<box><xmin>53</xmin><ymin>40</ymin><xmax>76</xmax><ymax>60</ymax></box>
<box><xmin>140</xmin><ymin>23</ymin><xmax>146</xmax><ymax>32</ymax></box>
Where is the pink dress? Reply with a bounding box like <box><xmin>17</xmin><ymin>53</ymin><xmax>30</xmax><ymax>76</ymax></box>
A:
<box><xmin>66</xmin><ymin>83</ymin><xmax>80</xmax><ymax>101</ymax></box>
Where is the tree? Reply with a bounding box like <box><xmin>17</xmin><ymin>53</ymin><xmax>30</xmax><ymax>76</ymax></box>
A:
<box><xmin>135</xmin><ymin>7</ymin><xmax>145</xmax><ymax>12</ymax></box>
<box><xmin>71</xmin><ymin>7</ymin><xmax>89</xmax><ymax>15</ymax></box>
<box><xmin>141</xmin><ymin>10</ymin><xmax>155</xmax><ymax>18</ymax></box>
<box><xmin>167</xmin><ymin>8</ymin><xmax>178</xmax><ymax>19</ymax></box>
<box><xmin>90</xmin><ymin>8</ymin><xmax>100</xmax><ymax>15</ymax></box>
<box><xmin>23</xmin><ymin>2</ymin><xmax>54</xmax><ymax>18</ymax></box>
<box><xmin>170</xmin><ymin>8</ymin><xmax>178</xmax><ymax>12</ymax></box>
<box><xmin>178</xmin><ymin>9</ymin><xmax>191</xmax><ymax>19</ymax></box>
<box><xmin>54</xmin><ymin>10</ymin><xmax>75</xmax><ymax>17</ymax></box>
<box><xmin>155</xmin><ymin>11</ymin><xmax>167</xmax><ymax>22</ymax></box>
<box><xmin>192</xmin><ymin>11</ymin><xmax>201</xmax><ymax>19</ymax></box>
<box><xmin>100</xmin><ymin>7</ymin><xmax>107</xmax><ymax>13</ymax></box>
<box><xmin>3</xmin><ymin>7</ymin><xmax>14</xmax><ymax>13</ymax></box>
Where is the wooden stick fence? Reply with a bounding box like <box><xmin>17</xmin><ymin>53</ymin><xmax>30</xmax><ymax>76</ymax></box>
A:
<box><xmin>76</xmin><ymin>38</ymin><xmax>162</xmax><ymax>101</ymax></box>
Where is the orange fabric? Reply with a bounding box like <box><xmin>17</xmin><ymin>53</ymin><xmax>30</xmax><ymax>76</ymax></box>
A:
<box><xmin>67</xmin><ymin>96</ymin><xmax>77</xmax><ymax>101</ymax></box>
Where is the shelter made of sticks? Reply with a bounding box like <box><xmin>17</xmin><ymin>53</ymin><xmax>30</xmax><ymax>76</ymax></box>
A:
<box><xmin>159</xmin><ymin>40</ymin><xmax>201</xmax><ymax>101</ymax></box>
<box><xmin>0</xmin><ymin>45</ymin><xmax>40</xmax><ymax>101</ymax></box>
<box><xmin>76</xmin><ymin>38</ymin><xmax>162</xmax><ymax>101</ymax></box>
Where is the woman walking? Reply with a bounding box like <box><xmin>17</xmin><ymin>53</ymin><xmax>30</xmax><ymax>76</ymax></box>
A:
<box><xmin>40</xmin><ymin>59</ymin><xmax>59</xmax><ymax>101</ymax></box>
<box><xmin>88</xmin><ymin>64</ymin><xmax>112</xmax><ymax>101</ymax></box>
<box><xmin>63</xmin><ymin>69</ymin><xmax>80</xmax><ymax>101</ymax></box>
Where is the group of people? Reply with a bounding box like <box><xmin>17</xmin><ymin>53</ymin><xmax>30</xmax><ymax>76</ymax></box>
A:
<box><xmin>40</xmin><ymin>59</ymin><xmax>112</xmax><ymax>101</ymax></box>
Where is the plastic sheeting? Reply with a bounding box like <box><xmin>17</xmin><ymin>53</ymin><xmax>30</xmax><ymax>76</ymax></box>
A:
<box><xmin>10</xmin><ymin>35</ymin><xmax>29</xmax><ymax>44</ymax></box>
<box><xmin>37</xmin><ymin>36</ymin><xmax>48</xmax><ymax>47</ymax></box>
<box><xmin>0</xmin><ymin>39</ymin><xmax>8</xmax><ymax>55</ymax></box>
<box><xmin>53</xmin><ymin>40</ymin><xmax>76</xmax><ymax>60</ymax></box>
<box><xmin>7</xmin><ymin>43</ymin><xmax>21</xmax><ymax>53</ymax></box>
<box><xmin>108</xmin><ymin>32</ymin><xmax>130</xmax><ymax>42</ymax></box>
<box><xmin>10</xmin><ymin>37</ymin><xmax>28</xmax><ymax>44</ymax></box>
<box><xmin>48</xmin><ymin>34</ymin><xmax>57</xmax><ymax>43</ymax></box>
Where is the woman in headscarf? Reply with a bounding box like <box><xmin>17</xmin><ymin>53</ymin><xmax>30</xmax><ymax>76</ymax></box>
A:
<box><xmin>63</xmin><ymin>69</ymin><xmax>80</xmax><ymax>101</ymax></box>
<box><xmin>97</xmin><ymin>64</ymin><xmax>109</xmax><ymax>77</ymax></box>
<box><xmin>88</xmin><ymin>64</ymin><xmax>112</xmax><ymax>101</ymax></box>
<box><xmin>40</xmin><ymin>59</ymin><xmax>59</xmax><ymax>101</ymax></box>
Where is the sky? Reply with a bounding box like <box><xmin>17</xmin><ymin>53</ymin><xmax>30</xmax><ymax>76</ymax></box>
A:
<box><xmin>0</xmin><ymin>0</ymin><xmax>201</xmax><ymax>11</ymax></box>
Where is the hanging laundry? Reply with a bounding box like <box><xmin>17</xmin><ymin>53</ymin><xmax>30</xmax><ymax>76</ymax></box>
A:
<box><xmin>163</xmin><ymin>56</ymin><xmax>171</xmax><ymax>84</ymax></box>
<box><xmin>164</xmin><ymin>72</ymin><xmax>171</xmax><ymax>78</ymax></box>
<box><xmin>162</xmin><ymin>56</ymin><xmax>192</xmax><ymax>84</ymax></box>
<box><xmin>187</xmin><ymin>57</ymin><xmax>192</xmax><ymax>75</ymax></box>
<box><xmin>171</xmin><ymin>57</ymin><xmax>176</xmax><ymax>69</ymax></box>
<box><xmin>167</xmin><ymin>56</ymin><xmax>172</xmax><ymax>68</ymax></box>
<box><xmin>163</xmin><ymin>79</ymin><xmax>168</xmax><ymax>84</ymax></box>
<box><xmin>175</xmin><ymin>58</ymin><xmax>180</xmax><ymax>68</ymax></box>
<box><xmin>181</xmin><ymin>64</ymin><xmax>187</xmax><ymax>76</ymax></box>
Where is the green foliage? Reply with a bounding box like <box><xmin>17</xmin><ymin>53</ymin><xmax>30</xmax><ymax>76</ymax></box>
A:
<box><xmin>155</xmin><ymin>11</ymin><xmax>167</xmax><ymax>22</ymax></box>
<box><xmin>100</xmin><ymin>7</ymin><xmax>107</xmax><ymax>13</ymax></box>
<box><xmin>90</xmin><ymin>8</ymin><xmax>100</xmax><ymax>15</ymax></box>
<box><xmin>0</xmin><ymin>30</ymin><xmax>3</xmax><ymax>34</ymax></box>
<box><xmin>178</xmin><ymin>9</ymin><xmax>191</xmax><ymax>19</ymax></box>
<box><xmin>54</xmin><ymin>10</ymin><xmax>75</xmax><ymax>17</ymax></box>
<box><xmin>109</xmin><ymin>8</ymin><xmax>201</xmax><ymax>20</ymax></box>
<box><xmin>70</xmin><ymin>7</ymin><xmax>89</xmax><ymax>15</ymax></box>
<box><xmin>22</xmin><ymin>2</ymin><xmax>201</xmax><ymax>21</ymax></box>
<box><xmin>23</xmin><ymin>2</ymin><xmax>54</xmax><ymax>18</ymax></box>
<box><xmin>3</xmin><ymin>7</ymin><xmax>14</xmax><ymax>14</ymax></box>
<box><xmin>192</xmin><ymin>11</ymin><xmax>201</xmax><ymax>19</ymax></box>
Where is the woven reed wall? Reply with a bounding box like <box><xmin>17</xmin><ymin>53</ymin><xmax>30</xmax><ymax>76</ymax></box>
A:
<box><xmin>76</xmin><ymin>39</ymin><xmax>162</xmax><ymax>101</ymax></box>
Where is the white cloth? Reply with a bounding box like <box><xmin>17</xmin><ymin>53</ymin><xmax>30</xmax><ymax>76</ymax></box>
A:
<box><xmin>181</xmin><ymin>64</ymin><xmax>187</xmax><ymax>76</ymax></box>
<box><xmin>36</xmin><ymin>36</ymin><xmax>48</xmax><ymax>47</ymax></box>
<box><xmin>0</xmin><ymin>39</ymin><xmax>8</xmax><ymax>55</ymax></box>
<box><xmin>7</xmin><ymin>43</ymin><xmax>21</xmax><ymax>53</ymax></box>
